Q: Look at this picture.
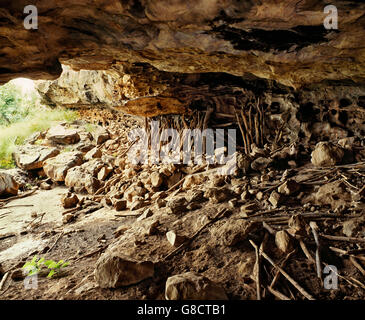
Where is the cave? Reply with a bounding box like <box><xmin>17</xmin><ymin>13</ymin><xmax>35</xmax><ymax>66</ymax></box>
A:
<box><xmin>0</xmin><ymin>0</ymin><xmax>365</xmax><ymax>306</ymax></box>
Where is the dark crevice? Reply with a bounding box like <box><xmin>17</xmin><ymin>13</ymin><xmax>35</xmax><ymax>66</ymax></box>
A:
<box><xmin>209</xmin><ymin>25</ymin><xmax>335</xmax><ymax>52</ymax></box>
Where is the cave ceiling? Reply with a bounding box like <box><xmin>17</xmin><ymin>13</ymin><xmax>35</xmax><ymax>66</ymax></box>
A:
<box><xmin>0</xmin><ymin>0</ymin><xmax>365</xmax><ymax>89</ymax></box>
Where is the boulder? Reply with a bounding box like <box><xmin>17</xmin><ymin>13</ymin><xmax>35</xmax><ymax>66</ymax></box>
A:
<box><xmin>43</xmin><ymin>151</ymin><xmax>83</xmax><ymax>181</ymax></box>
<box><xmin>92</xmin><ymin>127</ymin><xmax>110</xmax><ymax>145</ymax></box>
<box><xmin>275</xmin><ymin>230</ymin><xmax>293</xmax><ymax>253</ymax></box>
<box><xmin>166</xmin><ymin>231</ymin><xmax>187</xmax><ymax>247</ymax></box>
<box><xmin>165</xmin><ymin>272</ymin><xmax>228</xmax><ymax>300</ymax></box>
<box><xmin>0</xmin><ymin>168</ymin><xmax>30</xmax><ymax>188</ymax></box>
<box><xmin>61</xmin><ymin>192</ymin><xmax>79</xmax><ymax>209</ymax></box>
<box><xmin>85</xmin><ymin>147</ymin><xmax>102</xmax><ymax>161</ymax></box>
<box><xmin>65</xmin><ymin>166</ymin><xmax>101</xmax><ymax>194</ymax></box>
<box><xmin>151</xmin><ymin>172</ymin><xmax>164</xmax><ymax>188</ymax></box>
<box><xmin>97</xmin><ymin>166</ymin><xmax>113</xmax><ymax>181</ymax></box>
<box><xmin>82</xmin><ymin>159</ymin><xmax>105</xmax><ymax>176</ymax></box>
<box><xmin>0</xmin><ymin>171</ymin><xmax>19</xmax><ymax>197</ymax></box>
<box><xmin>166</xmin><ymin>197</ymin><xmax>188</xmax><ymax>214</ymax></box>
<box><xmin>94</xmin><ymin>253</ymin><xmax>154</xmax><ymax>288</ymax></box>
<box><xmin>269</xmin><ymin>191</ymin><xmax>284</xmax><ymax>208</ymax></box>
<box><xmin>46</xmin><ymin>124</ymin><xmax>80</xmax><ymax>145</ymax></box>
<box><xmin>311</xmin><ymin>142</ymin><xmax>344</xmax><ymax>167</ymax></box>
<box><xmin>182</xmin><ymin>173</ymin><xmax>206</xmax><ymax>190</ymax></box>
<box><xmin>137</xmin><ymin>208</ymin><xmax>154</xmax><ymax>221</ymax></box>
<box><xmin>114</xmin><ymin>200</ymin><xmax>127</xmax><ymax>212</ymax></box>
<box><xmin>13</xmin><ymin>145</ymin><xmax>60</xmax><ymax>170</ymax></box>
<box><xmin>278</xmin><ymin>179</ymin><xmax>300</xmax><ymax>196</ymax></box>
<box><xmin>186</xmin><ymin>190</ymin><xmax>206</xmax><ymax>203</ymax></box>
<box><xmin>251</xmin><ymin>157</ymin><xmax>272</xmax><ymax>171</ymax></box>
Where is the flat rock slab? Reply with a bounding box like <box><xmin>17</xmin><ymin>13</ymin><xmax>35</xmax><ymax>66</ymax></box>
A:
<box><xmin>13</xmin><ymin>145</ymin><xmax>60</xmax><ymax>171</ymax></box>
<box><xmin>43</xmin><ymin>151</ymin><xmax>83</xmax><ymax>182</ymax></box>
<box><xmin>46</xmin><ymin>124</ymin><xmax>80</xmax><ymax>145</ymax></box>
<box><xmin>165</xmin><ymin>272</ymin><xmax>228</xmax><ymax>300</ymax></box>
<box><xmin>94</xmin><ymin>253</ymin><xmax>154</xmax><ymax>288</ymax></box>
<box><xmin>0</xmin><ymin>171</ymin><xmax>19</xmax><ymax>197</ymax></box>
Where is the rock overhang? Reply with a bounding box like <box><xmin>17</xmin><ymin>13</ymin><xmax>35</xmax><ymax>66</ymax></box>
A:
<box><xmin>0</xmin><ymin>0</ymin><xmax>364</xmax><ymax>89</ymax></box>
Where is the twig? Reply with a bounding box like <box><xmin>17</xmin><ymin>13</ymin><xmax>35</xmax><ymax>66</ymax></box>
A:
<box><xmin>0</xmin><ymin>188</ymin><xmax>37</xmax><ymax>204</ymax></box>
<box><xmin>262</xmin><ymin>221</ymin><xmax>276</xmax><ymax>235</ymax></box>
<box><xmin>74</xmin><ymin>245</ymin><xmax>108</xmax><ymax>261</ymax></box>
<box><xmin>349</xmin><ymin>256</ymin><xmax>365</xmax><ymax>277</ymax></box>
<box><xmin>250</xmin><ymin>239</ymin><xmax>261</xmax><ymax>300</ymax></box>
<box><xmin>310</xmin><ymin>221</ymin><xmax>322</xmax><ymax>280</ymax></box>
<box><xmin>249</xmin><ymin>240</ymin><xmax>315</xmax><ymax>300</ymax></box>
<box><xmin>267</xmin><ymin>286</ymin><xmax>291</xmax><ymax>300</ymax></box>
<box><xmin>115</xmin><ymin>212</ymin><xmax>143</xmax><ymax>218</ymax></box>
<box><xmin>299</xmin><ymin>240</ymin><xmax>315</xmax><ymax>264</ymax></box>
<box><xmin>120</xmin><ymin>138</ymin><xmax>138</xmax><ymax>158</ymax></box>
<box><xmin>235</xmin><ymin>110</ymin><xmax>248</xmax><ymax>154</ymax></box>
<box><xmin>0</xmin><ymin>272</ymin><xmax>9</xmax><ymax>292</ymax></box>
<box><xmin>0</xmin><ymin>204</ymin><xmax>34</xmax><ymax>209</ymax></box>
<box><xmin>320</xmin><ymin>234</ymin><xmax>365</xmax><ymax>244</ymax></box>
<box><xmin>0</xmin><ymin>233</ymin><xmax>16</xmax><ymax>241</ymax></box>
<box><xmin>270</xmin><ymin>249</ymin><xmax>296</xmax><ymax>289</ymax></box>
<box><xmin>46</xmin><ymin>232</ymin><xmax>64</xmax><ymax>253</ymax></box>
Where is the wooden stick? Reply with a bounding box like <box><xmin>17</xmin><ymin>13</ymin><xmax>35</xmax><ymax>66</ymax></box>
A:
<box><xmin>299</xmin><ymin>240</ymin><xmax>315</xmax><ymax>263</ymax></box>
<box><xmin>320</xmin><ymin>234</ymin><xmax>365</xmax><ymax>243</ymax></box>
<box><xmin>0</xmin><ymin>188</ymin><xmax>37</xmax><ymax>204</ymax></box>
<box><xmin>254</xmin><ymin>113</ymin><xmax>260</xmax><ymax>146</ymax></box>
<box><xmin>0</xmin><ymin>272</ymin><xmax>9</xmax><ymax>292</ymax></box>
<box><xmin>240</xmin><ymin>109</ymin><xmax>253</xmax><ymax>149</ymax></box>
<box><xmin>310</xmin><ymin>221</ymin><xmax>322</xmax><ymax>280</ymax></box>
<box><xmin>0</xmin><ymin>233</ymin><xmax>16</xmax><ymax>241</ymax></box>
<box><xmin>235</xmin><ymin>110</ymin><xmax>248</xmax><ymax>154</ymax></box>
<box><xmin>46</xmin><ymin>232</ymin><xmax>64</xmax><ymax>253</ymax></box>
<box><xmin>267</xmin><ymin>286</ymin><xmax>291</xmax><ymax>300</ymax></box>
<box><xmin>0</xmin><ymin>204</ymin><xmax>33</xmax><ymax>209</ymax></box>
<box><xmin>270</xmin><ymin>249</ymin><xmax>296</xmax><ymax>289</ymax></box>
<box><xmin>350</xmin><ymin>256</ymin><xmax>365</xmax><ymax>277</ymax></box>
<box><xmin>262</xmin><ymin>221</ymin><xmax>276</xmax><ymax>235</ymax></box>
<box><xmin>74</xmin><ymin>245</ymin><xmax>108</xmax><ymax>262</ymax></box>
<box><xmin>251</xmin><ymin>239</ymin><xmax>261</xmax><ymax>300</ymax></box>
<box><xmin>249</xmin><ymin>240</ymin><xmax>315</xmax><ymax>300</ymax></box>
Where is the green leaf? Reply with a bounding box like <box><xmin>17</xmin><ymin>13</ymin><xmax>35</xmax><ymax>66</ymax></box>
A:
<box><xmin>47</xmin><ymin>261</ymin><xmax>58</xmax><ymax>269</ymax></box>
<box><xmin>61</xmin><ymin>262</ymin><xmax>69</xmax><ymax>268</ymax></box>
<box><xmin>47</xmin><ymin>270</ymin><xmax>55</xmax><ymax>278</ymax></box>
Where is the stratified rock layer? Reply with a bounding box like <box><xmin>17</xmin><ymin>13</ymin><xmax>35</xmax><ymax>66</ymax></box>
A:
<box><xmin>1</xmin><ymin>1</ymin><xmax>365</xmax><ymax>90</ymax></box>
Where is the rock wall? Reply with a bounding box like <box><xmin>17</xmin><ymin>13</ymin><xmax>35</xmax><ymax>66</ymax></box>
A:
<box><xmin>1</xmin><ymin>1</ymin><xmax>365</xmax><ymax>89</ymax></box>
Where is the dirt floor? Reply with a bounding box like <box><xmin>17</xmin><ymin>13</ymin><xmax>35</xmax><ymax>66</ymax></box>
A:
<box><xmin>1</xmin><ymin>179</ymin><xmax>365</xmax><ymax>300</ymax></box>
<box><xmin>1</xmin><ymin>109</ymin><xmax>365</xmax><ymax>301</ymax></box>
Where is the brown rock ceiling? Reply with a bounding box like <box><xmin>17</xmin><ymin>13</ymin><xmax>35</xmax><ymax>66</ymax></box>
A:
<box><xmin>1</xmin><ymin>0</ymin><xmax>365</xmax><ymax>89</ymax></box>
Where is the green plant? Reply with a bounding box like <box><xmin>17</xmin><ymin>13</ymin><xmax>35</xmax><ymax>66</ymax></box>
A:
<box><xmin>22</xmin><ymin>256</ymin><xmax>45</xmax><ymax>276</ymax></box>
<box><xmin>22</xmin><ymin>256</ymin><xmax>70</xmax><ymax>278</ymax></box>
<box><xmin>44</xmin><ymin>259</ymin><xmax>70</xmax><ymax>278</ymax></box>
